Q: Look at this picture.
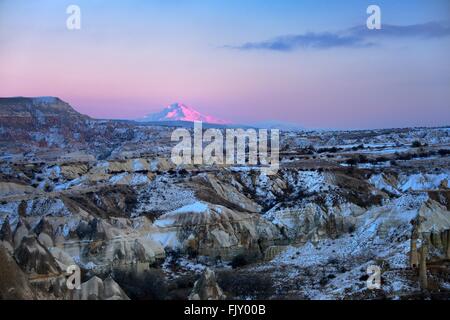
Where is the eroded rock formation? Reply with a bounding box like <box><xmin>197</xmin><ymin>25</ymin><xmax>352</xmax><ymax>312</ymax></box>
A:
<box><xmin>188</xmin><ymin>268</ymin><xmax>226</xmax><ymax>300</ymax></box>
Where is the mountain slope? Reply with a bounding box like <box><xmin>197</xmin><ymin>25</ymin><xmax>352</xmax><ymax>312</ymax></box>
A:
<box><xmin>139</xmin><ymin>103</ymin><xmax>228</xmax><ymax>124</ymax></box>
<box><xmin>0</xmin><ymin>97</ymin><xmax>96</xmax><ymax>150</ymax></box>
<box><xmin>0</xmin><ymin>97</ymin><xmax>90</xmax><ymax>128</ymax></box>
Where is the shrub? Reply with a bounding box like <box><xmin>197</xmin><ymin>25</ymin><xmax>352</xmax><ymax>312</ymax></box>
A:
<box><xmin>418</xmin><ymin>152</ymin><xmax>431</xmax><ymax>158</ymax></box>
<box><xmin>411</xmin><ymin>140</ymin><xmax>422</xmax><ymax>148</ymax></box>
<box><xmin>345</xmin><ymin>158</ymin><xmax>358</xmax><ymax>166</ymax></box>
<box><xmin>230</xmin><ymin>252</ymin><xmax>261</xmax><ymax>269</ymax></box>
<box><xmin>113</xmin><ymin>269</ymin><xmax>168</xmax><ymax>300</ymax></box>
<box><xmin>375</xmin><ymin>156</ymin><xmax>388</xmax><ymax>163</ymax></box>
<box><xmin>187</xmin><ymin>247</ymin><xmax>199</xmax><ymax>259</ymax></box>
<box><xmin>319</xmin><ymin>277</ymin><xmax>329</xmax><ymax>286</ymax></box>
<box><xmin>217</xmin><ymin>271</ymin><xmax>274</xmax><ymax>299</ymax></box>
<box><xmin>231</xmin><ymin>254</ymin><xmax>250</xmax><ymax>269</ymax></box>
<box><xmin>352</xmin><ymin>144</ymin><xmax>365</xmax><ymax>151</ymax></box>
<box><xmin>317</xmin><ymin>147</ymin><xmax>339</xmax><ymax>154</ymax></box>
<box><xmin>397</xmin><ymin>153</ymin><xmax>413</xmax><ymax>161</ymax></box>
<box><xmin>358</xmin><ymin>155</ymin><xmax>369</xmax><ymax>163</ymax></box>
<box><xmin>166</xmin><ymin>274</ymin><xmax>197</xmax><ymax>300</ymax></box>
<box><xmin>327</xmin><ymin>257</ymin><xmax>339</xmax><ymax>265</ymax></box>
<box><xmin>301</xmin><ymin>146</ymin><xmax>315</xmax><ymax>155</ymax></box>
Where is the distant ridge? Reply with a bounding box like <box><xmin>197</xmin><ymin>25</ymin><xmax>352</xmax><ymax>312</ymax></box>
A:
<box><xmin>250</xmin><ymin>120</ymin><xmax>304</xmax><ymax>131</ymax></box>
<box><xmin>0</xmin><ymin>96</ymin><xmax>90</xmax><ymax>120</ymax></box>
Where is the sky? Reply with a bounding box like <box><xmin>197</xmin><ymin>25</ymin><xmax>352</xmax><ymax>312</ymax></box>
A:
<box><xmin>0</xmin><ymin>0</ymin><xmax>449</xmax><ymax>129</ymax></box>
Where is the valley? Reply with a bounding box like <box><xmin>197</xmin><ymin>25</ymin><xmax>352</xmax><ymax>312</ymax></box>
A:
<box><xmin>0</xmin><ymin>97</ymin><xmax>449</xmax><ymax>300</ymax></box>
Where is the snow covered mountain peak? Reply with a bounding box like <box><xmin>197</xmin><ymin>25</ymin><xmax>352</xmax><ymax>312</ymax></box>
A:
<box><xmin>140</xmin><ymin>103</ymin><xmax>228</xmax><ymax>124</ymax></box>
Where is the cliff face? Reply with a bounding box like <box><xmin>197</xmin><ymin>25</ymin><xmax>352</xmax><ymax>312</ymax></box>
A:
<box><xmin>0</xmin><ymin>97</ymin><xmax>177</xmax><ymax>162</ymax></box>
<box><xmin>0</xmin><ymin>97</ymin><xmax>90</xmax><ymax>129</ymax></box>
<box><xmin>0</xmin><ymin>97</ymin><xmax>93</xmax><ymax>150</ymax></box>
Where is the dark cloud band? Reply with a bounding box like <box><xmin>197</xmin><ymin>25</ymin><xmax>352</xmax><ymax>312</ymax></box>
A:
<box><xmin>227</xmin><ymin>22</ymin><xmax>450</xmax><ymax>52</ymax></box>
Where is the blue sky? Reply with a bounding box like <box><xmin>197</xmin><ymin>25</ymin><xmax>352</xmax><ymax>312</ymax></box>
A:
<box><xmin>0</xmin><ymin>0</ymin><xmax>449</xmax><ymax>129</ymax></box>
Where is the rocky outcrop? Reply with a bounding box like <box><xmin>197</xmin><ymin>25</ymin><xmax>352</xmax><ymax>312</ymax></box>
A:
<box><xmin>188</xmin><ymin>268</ymin><xmax>226</xmax><ymax>300</ymax></box>
<box><xmin>417</xmin><ymin>200</ymin><xmax>450</xmax><ymax>234</ymax></box>
<box><xmin>13</xmin><ymin>218</ymin><xmax>31</xmax><ymax>249</ymax></box>
<box><xmin>407</xmin><ymin>200</ymin><xmax>450</xmax><ymax>291</ymax></box>
<box><xmin>150</xmin><ymin>202</ymin><xmax>281</xmax><ymax>260</ymax></box>
<box><xmin>0</xmin><ymin>97</ymin><xmax>89</xmax><ymax>129</ymax></box>
<box><xmin>0</xmin><ymin>218</ymin><xmax>13</xmax><ymax>245</ymax></box>
<box><xmin>0</xmin><ymin>182</ymin><xmax>36</xmax><ymax>197</ymax></box>
<box><xmin>95</xmin><ymin>236</ymin><xmax>165</xmax><ymax>268</ymax></box>
<box><xmin>409</xmin><ymin>220</ymin><xmax>420</xmax><ymax>268</ymax></box>
<box><xmin>132</xmin><ymin>238</ymin><xmax>165</xmax><ymax>263</ymax></box>
<box><xmin>419</xmin><ymin>234</ymin><xmax>429</xmax><ymax>291</ymax></box>
<box><xmin>1</xmin><ymin>194</ymin><xmax>166</xmax><ymax>275</ymax></box>
<box><xmin>34</xmin><ymin>217</ymin><xmax>54</xmax><ymax>236</ymax></box>
<box><xmin>91</xmin><ymin>158</ymin><xmax>173</xmax><ymax>175</ymax></box>
<box><xmin>34</xmin><ymin>217</ymin><xmax>55</xmax><ymax>248</ymax></box>
<box><xmin>410</xmin><ymin>200</ymin><xmax>450</xmax><ymax>260</ymax></box>
<box><xmin>446</xmin><ymin>230</ymin><xmax>450</xmax><ymax>259</ymax></box>
<box><xmin>62</xmin><ymin>216</ymin><xmax>166</xmax><ymax>269</ymax></box>
<box><xmin>60</xmin><ymin>163</ymin><xmax>89</xmax><ymax>180</ymax></box>
<box><xmin>264</xmin><ymin>245</ymin><xmax>288</xmax><ymax>261</ymax></box>
<box><xmin>49</xmin><ymin>247</ymin><xmax>76</xmax><ymax>271</ymax></box>
<box><xmin>74</xmin><ymin>276</ymin><xmax>129</xmax><ymax>300</ymax></box>
<box><xmin>14</xmin><ymin>236</ymin><xmax>61</xmax><ymax>276</ymax></box>
<box><xmin>190</xmin><ymin>174</ymin><xmax>262</xmax><ymax>213</ymax></box>
<box><xmin>0</xmin><ymin>243</ymin><xmax>36</xmax><ymax>299</ymax></box>
<box><xmin>264</xmin><ymin>202</ymin><xmax>364</xmax><ymax>242</ymax></box>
